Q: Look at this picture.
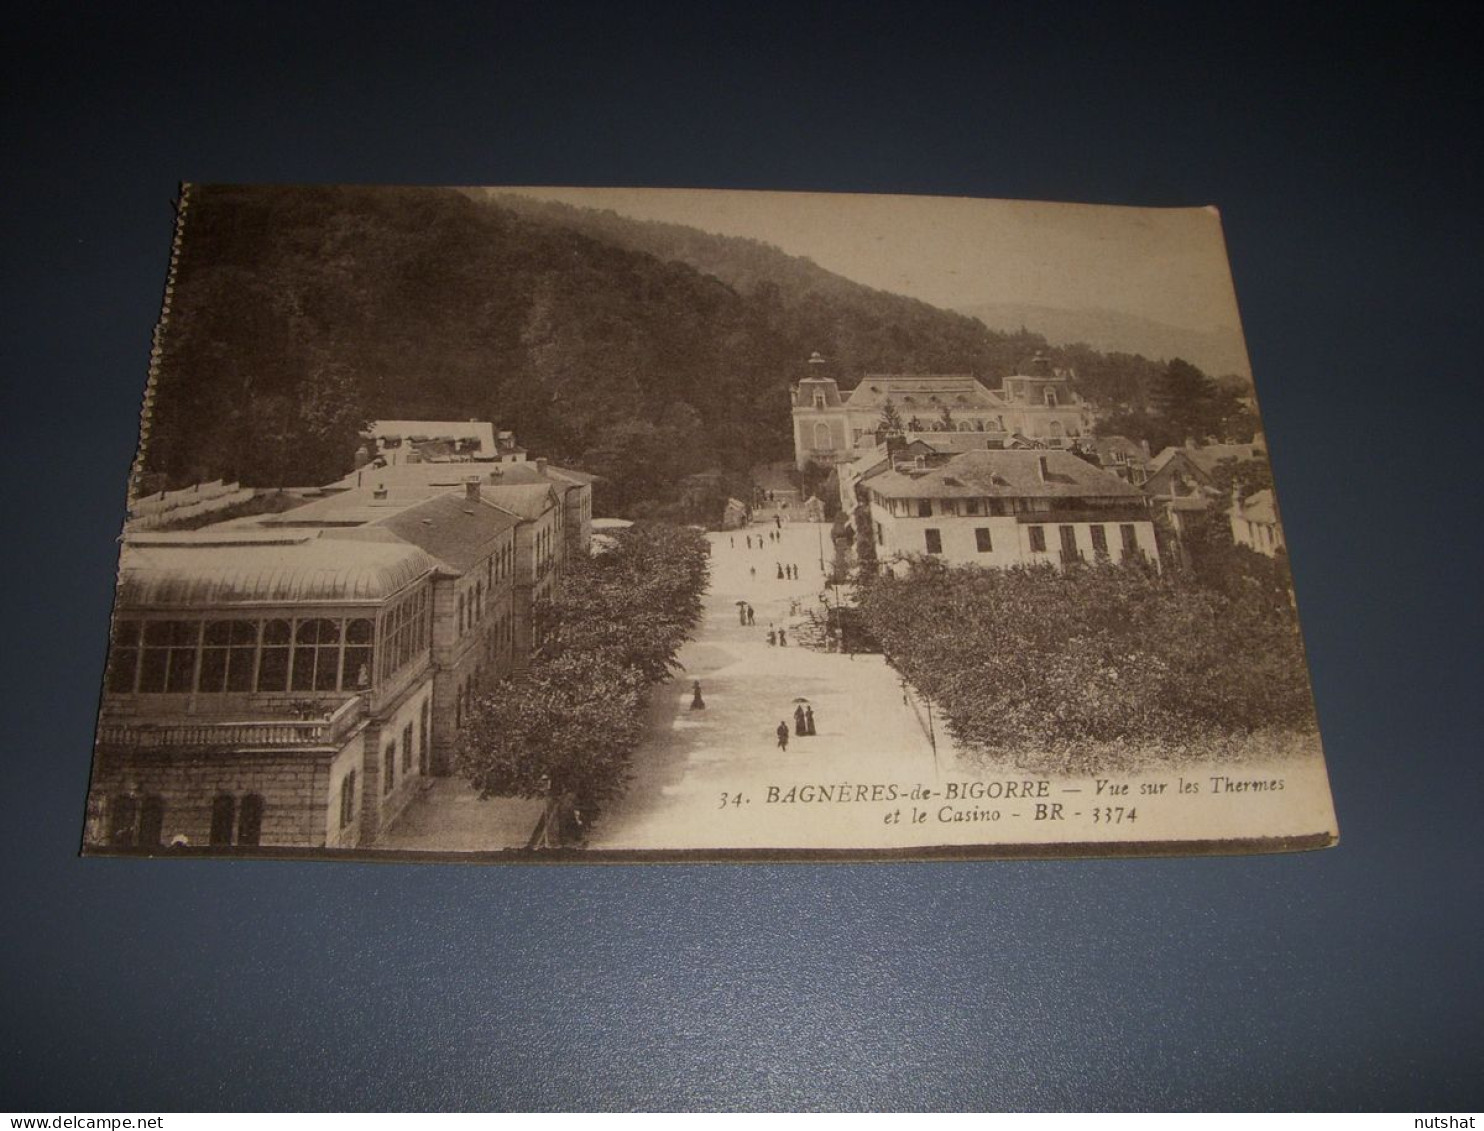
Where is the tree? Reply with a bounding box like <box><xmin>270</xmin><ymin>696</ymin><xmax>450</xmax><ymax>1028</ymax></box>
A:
<box><xmin>855</xmin><ymin>556</ymin><xmax>1316</xmax><ymax>769</ymax></box>
<box><xmin>879</xmin><ymin>397</ymin><xmax>905</xmax><ymax>437</ymax></box>
<box><xmin>457</xmin><ymin>523</ymin><xmax>710</xmax><ymax>842</ymax></box>
<box><xmin>1152</xmin><ymin>358</ymin><xmax>1218</xmax><ymax>442</ymax></box>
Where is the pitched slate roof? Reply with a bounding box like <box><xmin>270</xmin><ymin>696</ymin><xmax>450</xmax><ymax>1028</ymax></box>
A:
<box><xmin>480</xmin><ymin>483</ymin><xmax>559</xmax><ymax>520</ymax></box>
<box><xmin>362</xmin><ymin>494</ymin><xmax>520</xmax><ymax>574</ymax></box>
<box><xmin>1149</xmin><ymin>443</ymin><xmax>1268</xmax><ymax>477</ymax></box>
<box><xmin>842</xmin><ymin>374</ymin><xmax>1006</xmax><ymax>411</ymax></box>
<box><xmin>867</xmin><ymin>449</ymin><xmax>1144</xmax><ymax>500</ymax></box>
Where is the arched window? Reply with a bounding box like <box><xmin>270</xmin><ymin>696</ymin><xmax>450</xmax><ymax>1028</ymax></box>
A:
<box><xmin>237</xmin><ymin>794</ymin><xmax>263</xmax><ymax>847</ymax></box>
<box><xmin>292</xmin><ymin>618</ymin><xmax>342</xmax><ymax>692</ymax></box>
<box><xmin>344</xmin><ymin>618</ymin><xmax>374</xmax><ymax>689</ymax></box>
<box><xmin>258</xmin><ymin>620</ymin><xmax>292</xmax><ymax>691</ymax></box>
<box><xmin>138</xmin><ymin>795</ymin><xmax>165</xmax><ymax>847</ymax></box>
<box><xmin>109</xmin><ymin>795</ymin><xmax>140</xmax><ymax>846</ymax></box>
<box><xmin>419</xmin><ymin>699</ymin><xmax>430</xmax><ymax>775</ymax></box>
<box><xmin>813</xmin><ymin>421</ymin><xmax>833</xmax><ymax>450</ymax></box>
<box><xmin>200</xmin><ymin>620</ymin><xmax>258</xmax><ymax>693</ymax></box>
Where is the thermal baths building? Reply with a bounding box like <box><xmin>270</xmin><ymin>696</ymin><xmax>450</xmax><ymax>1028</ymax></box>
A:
<box><xmin>862</xmin><ymin>449</ymin><xmax>1158</xmax><ymax>570</ymax></box>
<box><xmin>88</xmin><ymin>530</ymin><xmax>442</xmax><ymax>852</ymax></box>
<box><xmin>85</xmin><ymin>468</ymin><xmax>582</xmax><ymax>853</ymax></box>
<box><xmin>791</xmin><ymin>353</ymin><xmax>1093</xmax><ymax>471</ymax></box>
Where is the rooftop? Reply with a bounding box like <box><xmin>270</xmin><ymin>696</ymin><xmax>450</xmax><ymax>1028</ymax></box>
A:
<box><xmin>842</xmin><ymin>374</ymin><xmax>1006</xmax><ymax>410</ymax></box>
<box><xmin>117</xmin><ymin>531</ymin><xmax>439</xmax><ymax>608</ymax></box>
<box><xmin>369</xmin><ymin>419</ymin><xmax>496</xmax><ymax>452</ymax></box>
<box><xmin>364</xmin><ymin>493</ymin><xmax>520</xmax><ymax>573</ymax></box>
<box><xmin>1149</xmin><ymin>442</ymin><xmax>1269</xmax><ymax>477</ymax></box>
<box><xmin>1236</xmin><ymin>488</ymin><xmax>1279</xmax><ymax>525</ymax></box>
<box><xmin>867</xmin><ymin>449</ymin><xmax>1144</xmax><ymax>501</ymax></box>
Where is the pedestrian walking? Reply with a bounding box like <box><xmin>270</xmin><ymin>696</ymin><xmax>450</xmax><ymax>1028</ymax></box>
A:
<box><xmin>776</xmin><ymin>721</ymin><xmax>789</xmax><ymax>751</ymax></box>
<box><xmin>805</xmin><ymin>705</ymin><xmax>816</xmax><ymax>735</ymax></box>
<box><xmin>776</xmin><ymin>563</ymin><xmax>784</xmax><ymax>579</ymax></box>
<box><xmin>691</xmin><ymin>681</ymin><xmax>706</xmax><ymax>710</ymax></box>
<box><xmin>750</xmin><ymin>566</ymin><xmax>756</xmax><ymax>579</ymax></box>
<box><xmin>775</xmin><ymin>515</ymin><xmax>781</xmax><ymax>530</ymax></box>
<box><xmin>729</xmin><ymin>536</ymin><xmax>735</xmax><ymax>548</ymax></box>
<box><xmin>767</xmin><ymin>627</ymin><xmax>776</xmax><ymax>646</ymax></box>
<box><xmin>779</xmin><ymin>627</ymin><xmax>787</xmax><ymax>646</ymax></box>
<box><xmin>794</xmin><ymin>705</ymin><xmax>807</xmax><ymax>736</ymax></box>
<box><xmin>738</xmin><ymin>604</ymin><xmax>747</xmax><ymax>626</ymax></box>
<box><xmin>746</xmin><ymin>604</ymin><xmax>755</xmax><ymax>625</ymax></box>
<box><xmin>746</xmin><ymin>535</ymin><xmax>752</xmax><ymax>549</ymax></box>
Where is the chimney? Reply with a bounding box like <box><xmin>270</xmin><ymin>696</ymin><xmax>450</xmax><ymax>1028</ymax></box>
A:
<box><xmin>1037</xmin><ymin>454</ymin><xmax>1050</xmax><ymax>483</ymax></box>
<box><xmin>465</xmin><ymin>477</ymin><xmax>481</xmax><ymax>502</ymax></box>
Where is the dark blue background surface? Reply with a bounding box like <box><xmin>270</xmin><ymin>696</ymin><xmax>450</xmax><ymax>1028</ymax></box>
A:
<box><xmin>3</xmin><ymin>0</ymin><xmax>1480</xmax><ymax>1110</ymax></box>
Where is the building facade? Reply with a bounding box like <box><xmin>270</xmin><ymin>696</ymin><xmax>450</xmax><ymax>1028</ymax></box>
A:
<box><xmin>1230</xmin><ymin>488</ymin><xmax>1285</xmax><ymax>557</ymax></box>
<box><xmin>88</xmin><ymin>531</ymin><xmax>440</xmax><ymax>851</ymax></box>
<box><xmin>791</xmin><ymin>353</ymin><xmax>1093</xmax><ymax>471</ymax></box>
<box><xmin>87</xmin><ymin>437</ymin><xmax>591</xmax><ymax>851</ymax></box>
<box><xmin>862</xmin><ymin>449</ymin><xmax>1158</xmax><ymax>571</ymax></box>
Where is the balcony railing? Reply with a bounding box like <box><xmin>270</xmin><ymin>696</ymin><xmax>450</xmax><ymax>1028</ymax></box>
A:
<box><xmin>97</xmin><ymin>694</ymin><xmax>366</xmax><ymax>751</ymax></box>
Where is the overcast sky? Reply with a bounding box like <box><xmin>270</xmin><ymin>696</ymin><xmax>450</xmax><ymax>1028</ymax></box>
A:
<box><xmin>493</xmin><ymin>186</ymin><xmax>1246</xmax><ymax>338</ymax></box>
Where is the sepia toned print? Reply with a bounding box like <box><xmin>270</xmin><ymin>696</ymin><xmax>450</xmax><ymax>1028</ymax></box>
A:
<box><xmin>84</xmin><ymin>185</ymin><xmax>1337</xmax><ymax>860</ymax></box>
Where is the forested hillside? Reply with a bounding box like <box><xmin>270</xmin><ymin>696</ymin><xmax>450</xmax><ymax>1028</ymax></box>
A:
<box><xmin>142</xmin><ymin>185</ymin><xmax>1223</xmax><ymax>512</ymax></box>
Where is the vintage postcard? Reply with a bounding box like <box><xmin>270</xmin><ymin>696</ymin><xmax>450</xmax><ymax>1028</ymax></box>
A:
<box><xmin>84</xmin><ymin>184</ymin><xmax>1337</xmax><ymax>860</ymax></box>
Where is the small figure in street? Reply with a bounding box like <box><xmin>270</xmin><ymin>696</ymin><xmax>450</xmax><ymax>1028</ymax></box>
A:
<box><xmin>738</xmin><ymin>604</ymin><xmax>748</xmax><ymax>626</ymax></box>
<box><xmin>767</xmin><ymin>627</ymin><xmax>776</xmax><ymax>646</ymax></box>
<box><xmin>794</xmin><ymin>705</ymin><xmax>807</xmax><ymax>736</ymax></box>
<box><xmin>779</xmin><ymin>627</ymin><xmax>788</xmax><ymax>646</ymax></box>
<box><xmin>750</xmin><ymin>566</ymin><xmax>756</xmax><ymax>579</ymax></box>
<box><xmin>776</xmin><ymin>563</ymin><xmax>784</xmax><ymax>579</ymax></box>
<box><xmin>746</xmin><ymin>535</ymin><xmax>752</xmax><ymax>549</ymax></box>
<box><xmin>746</xmin><ymin>604</ymin><xmax>755</xmax><ymax>625</ymax></box>
<box><xmin>776</xmin><ymin>721</ymin><xmax>789</xmax><ymax>751</ymax></box>
<box><xmin>690</xmin><ymin>680</ymin><xmax>706</xmax><ymax>710</ymax></box>
<box><xmin>805</xmin><ymin>705</ymin><xmax>816</xmax><ymax>735</ymax></box>
<box><xmin>775</xmin><ymin>515</ymin><xmax>782</xmax><ymax>530</ymax></box>
<box><xmin>729</xmin><ymin>536</ymin><xmax>735</xmax><ymax>548</ymax></box>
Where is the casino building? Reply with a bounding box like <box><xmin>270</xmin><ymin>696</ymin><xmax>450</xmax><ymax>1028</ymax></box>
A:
<box><xmin>791</xmin><ymin>351</ymin><xmax>1093</xmax><ymax>471</ymax></box>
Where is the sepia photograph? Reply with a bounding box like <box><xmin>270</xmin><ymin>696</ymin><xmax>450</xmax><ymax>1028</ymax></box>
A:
<box><xmin>84</xmin><ymin>184</ymin><xmax>1338</xmax><ymax>860</ymax></box>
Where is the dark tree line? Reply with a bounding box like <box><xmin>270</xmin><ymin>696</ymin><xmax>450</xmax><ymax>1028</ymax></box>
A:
<box><xmin>856</xmin><ymin>554</ymin><xmax>1315</xmax><ymax>773</ymax></box>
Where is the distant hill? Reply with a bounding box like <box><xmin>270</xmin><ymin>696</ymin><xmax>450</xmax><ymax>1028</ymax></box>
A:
<box><xmin>958</xmin><ymin>301</ymin><xmax>1252</xmax><ymax>381</ymax></box>
<box><xmin>144</xmin><ymin>186</ymin><xmax>1220</xmax><ymax>513</ymax></box>
<box><xmin>484</xmin><ymin>191</ymin><xmax>1049</xmax><ymax>383</ymax></box>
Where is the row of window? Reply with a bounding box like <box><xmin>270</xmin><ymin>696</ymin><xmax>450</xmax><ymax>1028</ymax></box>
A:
<box><xmin>912</xmin><ymin>523</ymin><xmax>1142</xmax><ymax>556</ymax></box>
<box><xmin>459</xmin><ymin>569</ymin><xmax>510</xmax><ymax>637</ymax></box>
<box><xmin>877</xmin><ymin>494</ymin><xmax>1090</xmax><ymax>519</ymax></box>
<box><xmin>108</xmin><ymin>616</ymin><xmax>378</xmax><ymax>696</ymax></box>
<box><xmin>378</xmin><ymin>698</ymin><xmax>432</xmax><ymax>802</ymax></box>
<box><xmin>1023</xmin><ymin>524</ymin><xmax>1139</xmax><ymax>557</ymax></box>
<box><xmin>107</xmin><ymin>792</ymin><xmax>263</xmax><ymax>847</ymax></box>
<box><xmin>377</xmin><ymin>588</ymin><xmax>432</xmax><ymax>684</ymax></box>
